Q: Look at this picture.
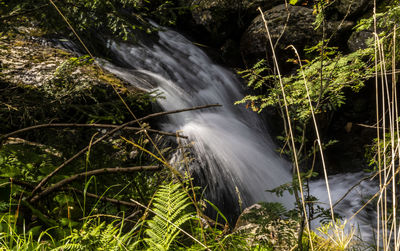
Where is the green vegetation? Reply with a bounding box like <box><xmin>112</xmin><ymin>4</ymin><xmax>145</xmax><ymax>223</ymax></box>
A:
<box><xmin>1</xmin><ymin>0</ymin><xmax>188</xmax><ymax>41</ymax></box>
<box><xmin>236</xmin><ymin>1</ymin><xmax>400</xmax><ymax>250</ymax></box>
<box><xmin>1</xmin><ymin>0</ymin><xmax>400</xmax><ymax>250</ymax></box>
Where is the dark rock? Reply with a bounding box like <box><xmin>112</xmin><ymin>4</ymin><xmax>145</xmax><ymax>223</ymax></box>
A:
<box><xmin>191</xmin><ymin>0</ymin><xmax>242</xmax><ymax>43</ymax></box>
<box><xmin>190</xmin><ymin>0</ymin><xmax>282</xmax><ymax>44</ymax></box>
<box><xmin>240</xmin><ymin>4</ymin><xmax>317</xmax><ymax>67</ymax></box>
<box><xmin>347</xmin><ymin>29</ymin><xmax>374</xmax><ymax>52</ymax></box>
<box><xmin>330</xmin><ymin>0</ymin><xmax>372</xmax><ymax>18</ymax></box>
<box><xmin>241</xmin><ymin>0</ymin><xmax>284</xmax><ymax>17</ymax></box>
<box><xmin>220</xmin><ymin>39</ymin><xmax>242</xmax><ymax>66</ymax></box>
<box><xmin>240</xmin><ymin>4</ymin><xmax>354</xmax><ymax>68</ymax></box>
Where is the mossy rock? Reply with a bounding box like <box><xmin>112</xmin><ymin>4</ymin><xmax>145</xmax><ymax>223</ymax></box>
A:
<box><xmin>0</xmin><ymin>23</ymin><xmax>165</xmax><ymax>223</ymax></box>
<box><xmin>0</xmin><ymin>30</ymin><xmax>155</xmax><ymax>129</ymax></box>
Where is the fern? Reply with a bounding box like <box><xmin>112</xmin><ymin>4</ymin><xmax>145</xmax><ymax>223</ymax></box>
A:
<box><xmin>144</xmin><ymin>182</ymin><xmax>194</xmax><ymax>251</ymax></box>
<box><xmin>55</xmin><ymin>220</ymin><xmax>135</xmax><ymax>251</ymax></box>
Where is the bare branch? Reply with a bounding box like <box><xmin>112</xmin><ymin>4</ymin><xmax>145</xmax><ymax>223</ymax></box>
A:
<box><xmin>0</xmin><ymin>4</ymin><xmax>49</xmax><ymax>20</ymax></box>
<box><xmin>8</xmin><ymin>178</ymin><xmax>35</xmax><ymax>189</ymax></box>
<box><xmin>1</xmin><ymin>123</ymin><xmax>187</xmax><ymax>140</ymax></box>
<box><xmin>29</xmin><ymin>104</ymin><xmax>221</xmax><ymax>197</ymax></box>
<box><xmin>30</xmin><ymin>165</ymin><xmax>160</xmax><ymax>203</ymax></box>
<box><xmin>68</xmin><ymin>188</ymin><xmax>139</xmax><ymax>208</ymax></box>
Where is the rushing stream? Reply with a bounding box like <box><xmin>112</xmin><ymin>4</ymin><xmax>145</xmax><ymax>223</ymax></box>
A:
<box><xmin>73</xmin><ymin>26</ymin><xmax>376</xmax><ymax>236</ymax></box>
<box><xmin>310</xmin><ymin>172</ymin><xmax>378</xmax><ymax>241</ymax></box>
<box><xmin>100</xmin><ymin>27</ymin><xmax>294</xmax><ymax>217</ymax></box>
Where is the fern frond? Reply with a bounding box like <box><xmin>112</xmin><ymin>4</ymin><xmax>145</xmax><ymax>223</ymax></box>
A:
<box><xmin>144</xmin><ymin>182</ymin><xmax>194</xmax><ymax>250</ymax></box>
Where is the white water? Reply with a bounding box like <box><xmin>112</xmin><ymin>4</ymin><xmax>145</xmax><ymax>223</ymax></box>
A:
<box><xmin>310</xmin><ymin>172</ymin><xmax>378</xmax><ymax>242</ymax></box>
<box><xmin>94</xmin><ymin>27</ymin><xmax>377</xmax><ymax>240</ymax></box>
<box><xmin>100</xmin><ymin>28</ymin><xmax>294</xmax><ymax>214</ymax></box>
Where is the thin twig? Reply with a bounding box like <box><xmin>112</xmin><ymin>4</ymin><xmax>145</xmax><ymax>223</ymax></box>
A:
<box><xmin>258</xmin><ymin>7</ymin><xmax>312</xmax><ymax>251</ymax></box>
<box><xmin>356</xmin><ymin>123</ymin><xmax>387</xmax><ymax>130</ymax></box>
<box><xmin>349</xmin><ymin>168</ymin><xmax>400</xmax><ymax>222</ymax></box>
<box><xmin>0</xmin><ymin>4</ymin><xmax>50</xmax><ymax>20</ymax></box>
<box><xmin>390</xmin><ymin>24</ymin><xmax>397</xmax><ymax>247</ymax></box>
<box><xmin>29</xmin><ymin>104</ymin><xmax>221</xmax><ymax>198</ymax></box>
<box><xmin>3</xmin><ymin>137</ymin><xmax>63</xmax><ymax>157</ymax></box>
<box><xmin>373</xmin><ymin>1</ymin><xmax>382</xmax><ymax>249</ymax></box>
<box><xmin>68</xmin><ymin>188</ymin><xmax>139</xmax><ymax>208</ymax></box>
<box><xmin>332</xmin><ymin>173</ymin><xmax>376</xmax><ymax>209</ymax></box>
<box><xmin>273</xmin><ymin>1</ymin><xmax>290</xmax><ymax>50</ymax></box>
<box><xmin>289</xmin><ymin>45</ymin><xmax>336</xmax><ymax>224</ymax></box>
<box><xmin>8</xmin><ymin>178</ymin><xmax>34</xmax><ymax>189</ymax></box>
<box><xmin>1</xmin><ymin>123</ymin><xmax>188</xmax><ymax>140</ymax></box>
<box><xmin>30</xmin><ymin>166</ymin><xmax>159</xmax><ymax>203</ymax></box>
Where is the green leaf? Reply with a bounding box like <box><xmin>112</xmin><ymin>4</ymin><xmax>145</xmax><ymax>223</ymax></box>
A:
<box><xmin>204</xmin><ymin>199</ymin><xmax>228</xmax><ymax>224</ymax></box>
<box><xmin>28</xmin><ymin>225</ymin><xmax>42</xmax><ymax>236</ymax></box>
<box><xmin>144</xmin><ymin>182</ymin><xmax>194</xmax><ymax>250</ymax></box>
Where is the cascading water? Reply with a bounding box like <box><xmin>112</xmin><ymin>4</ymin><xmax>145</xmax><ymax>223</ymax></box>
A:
<box><xmin>50</xmin><ymin>21</ymin><xmax>382</xmax><ymax>242</ymax></box>
<box><xmin>73</xmin><ymin>25</ymin><xmax>377</xmax><ymax>239</ymax></box>
<box><xmin>310</xmin><ymin>172</ymin><xmax>378</xmax><ymax>241</ymax></box>
<box><xmin>99</xmin><ymin>27</ymin><xmax>294</xmax><ymax>217</ymax></box>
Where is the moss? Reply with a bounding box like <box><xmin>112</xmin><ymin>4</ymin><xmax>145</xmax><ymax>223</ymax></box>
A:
<box><xmin>0</xmin><ymin>19</ymin><xmax>163</xmax><ymax>227</ymax></box>
<box><xmin>0</xmin><ymin>20</ymin><xmax>155</xmax><ymax>131</ymax></box>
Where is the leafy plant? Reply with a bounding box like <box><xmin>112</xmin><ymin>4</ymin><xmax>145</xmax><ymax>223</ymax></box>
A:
<box><xmin>233</xmin><ymin>202</ymin><xmax>298</xmax><ymax>250</ymax></box>
<box><xmin>0</xmin><ymin>144</ymin><xmax>58</xmax><ymax>183</ymax></box>
<box><xmin>236</xmin><ymin>46</ymin><xmax>373</xmax><ymax>123</ymax></box>
<box><xmin>2</xmin><ymin>0</ymin><xmax>187</xmax><ymax>41</ymax></box>
<box><xmin>144</xmin><ymin>182</ymin><xmax>195</xmax><ymax>250</ymax></box>
<box><xmin>303</xmin><ymin>220</ymin><xmax>363</xmax><ymax>251</ymax></box>
<box><xmin>56</xmin><ymin>219</ymin><xmax>136</xmax><ymax>251</ymax></box>
<box><xmin>0</xmin><ymin>213</ymin><xmax>55</xmax><ymax>250</ymax></box>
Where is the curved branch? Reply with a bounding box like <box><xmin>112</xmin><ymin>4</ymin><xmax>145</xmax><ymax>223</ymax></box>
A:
<box><xmin>30</xmin><ymin>165</ymin><xmax>160</xmax><ymax>203</ymax></box>
<box><xmin>1</xmin><ymin>123</ymin><xmax>187</xmax><ymax>140</ymax></box>
<box><xmin>332</xmin><ymin>173</ymin><xmax>375</xmax><ymax>209</ymax></box>
<box><xmin>29</xmin><ymin>104</ymin><xmax>221</xmax><ymax>197</ymax></box>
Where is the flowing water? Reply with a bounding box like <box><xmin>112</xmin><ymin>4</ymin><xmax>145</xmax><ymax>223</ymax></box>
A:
<box><xmin>310</xmin><ymin>172</ymin><xmax>378</xmax><ymax>242</ymax></box>
<box><xmin>99</xmin><ymin>28</ymin><xmax>294</xmax><ymax>217</ymax></box>
<box><xmin>69</xmin><ymin>26</ymin><xmax>377</xmax><ymax>237</ymax></box>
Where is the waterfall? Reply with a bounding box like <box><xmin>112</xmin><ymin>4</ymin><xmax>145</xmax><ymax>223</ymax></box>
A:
<box><xmin>52</xmin><ymin>23</ymin><xmax>378</xmax><ymax>240</ymax></box>
<box><xmin>99</xmin><ymin>27</ymin><xmax>294</xmax><ymax>217</ymax></box>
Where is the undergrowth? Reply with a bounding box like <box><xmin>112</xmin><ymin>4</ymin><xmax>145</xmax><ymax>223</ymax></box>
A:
<box><xmin>1</xmin><ymin>0</ymin><xmax>400</xmax><ymax>250</ymax></box>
